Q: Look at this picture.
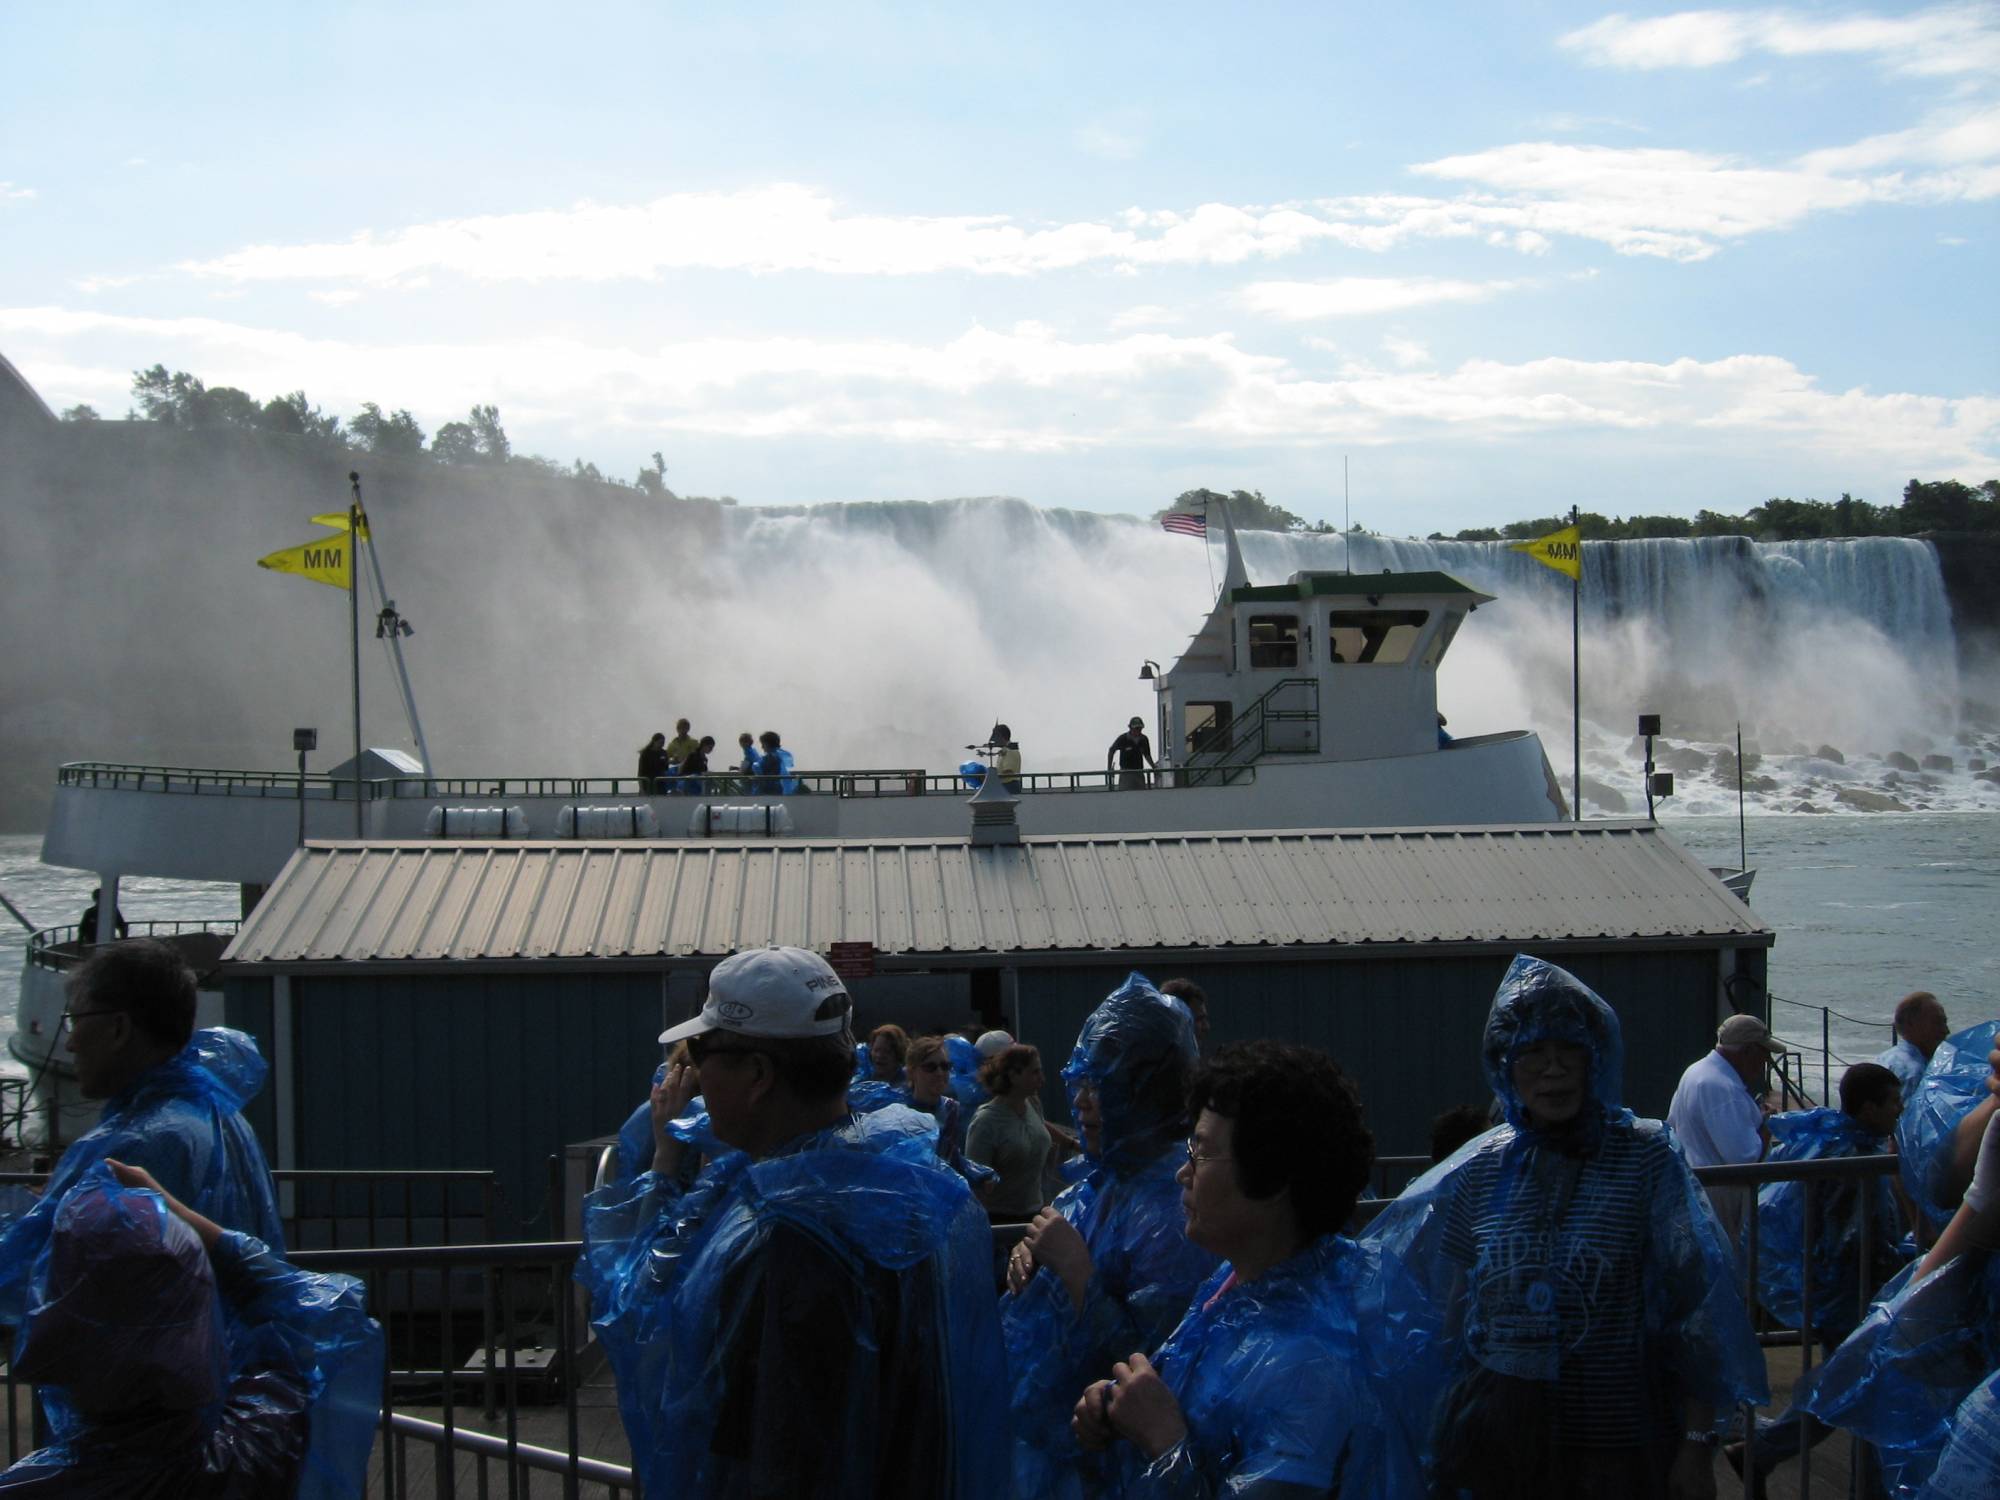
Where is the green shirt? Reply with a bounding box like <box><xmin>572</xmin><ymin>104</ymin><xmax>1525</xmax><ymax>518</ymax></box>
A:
<box><xmin>966</xmin><ymin>1096</ymin><xmax>1051</xmax><ymax>1216</ymax></box>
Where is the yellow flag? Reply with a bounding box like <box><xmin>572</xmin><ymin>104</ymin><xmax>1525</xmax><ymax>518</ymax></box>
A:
<box><xmin>1510</xmin><ymin>524</ymin><xmax>1582</xmax><ymax>581</ymax></box>
<box><xmin>258</xmin><ymin>528</ymin><xmax>352</xmax><ymax>590</ymax></box>
<box><xmin>309</xmin><ymin>511</ymin><xmax>371</xmax><ymax>539</ymax></box>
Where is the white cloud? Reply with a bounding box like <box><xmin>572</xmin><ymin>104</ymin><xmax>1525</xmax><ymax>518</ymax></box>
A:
<box><xmin>1381</xmin><ymin>335</ymin><xmax>1433</xmax><ymax>369</ymax></box>
<box><xmin>308</xmin><ymin>288</ymin><xmax>363</xmax><ymax>306</ymax></box>
<box><xmin>1239</xmin><ymin>276</ymin><xmax>1517</xmax><ymax>320</ymax></box>
<box><xmin>1560</xmin><ymin>5</ymin><xmax>2000</xmax><ymax>79</ymax></box>
<box><xmin>1940</xmin><ymin>233</ymin><xmax>1970</xmax><ymax>244</ymax></box>
<box><xmin>1108</xmin><ymin>304</ymin><xmax>1182</xmax><ymax>330</ymax></box>
<box><xmin>5</xmin><ymin>305</ymin><xmax>1990</xmax><ymax>475</ymax></box>
<box><xmin>0</xmin><ymin>182</ymin><xmax>34</xmax><ymax>201</ymax></box>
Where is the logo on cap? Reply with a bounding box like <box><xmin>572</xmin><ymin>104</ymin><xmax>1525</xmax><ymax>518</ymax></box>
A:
<box><xmin>718</xmin><ymin>999</ymin><xmax>755</xmax><ymax>1022</ymax></box>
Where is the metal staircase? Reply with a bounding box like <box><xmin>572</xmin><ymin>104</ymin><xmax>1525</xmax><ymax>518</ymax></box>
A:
<box><xmin>1177</xmin><ymin>677</ymin><xmax>1319</xmax><ymax>787</ymax></box>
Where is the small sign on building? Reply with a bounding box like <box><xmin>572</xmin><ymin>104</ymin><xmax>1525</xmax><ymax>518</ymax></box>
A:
<box><xmin>829</xmin><ymin>941</ymin><xmax>877</xmax><ymax>979</ymax></box>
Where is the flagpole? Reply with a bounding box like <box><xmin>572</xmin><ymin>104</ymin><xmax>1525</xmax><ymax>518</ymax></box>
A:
<box><xmin>349</xmin><ymin>473</ymin><xmax>365</xmax><ymax>836</ymax></box>
<box><xmin>1570</xmin><ymin>502</ymin><xmax>1581</xmax><ymax>822</ymax></box>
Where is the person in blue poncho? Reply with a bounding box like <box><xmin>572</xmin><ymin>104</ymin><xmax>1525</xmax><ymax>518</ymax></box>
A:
<box><xmin>0</xmin><ymin>941</ymin><xmax>285</xmax><ymax>1331</ymax></box>
<box><xmin>0</xmin><ymin>1159</ymin><xmax>380</xmax><ymax>1498</ymax></box>
<box><xmin>1072</xmin><ymin>1039</ymin><xmax>1433</xmax><ymax>1498</ymax></box>
<box><xmin>1727</xmin><ymin>1060</ymin><xmax>1907</xmax><ymax>1493</ymax></box>
<box><xmin>576</xmin><ymin>945</ymin><xmax>1010</xmax><ymax>1500</ymax></box>
<box><xmin>1897</xmin><ymin>1018</ymin><xmax>2000</xmax><ymax>1239</ymax></box>
<box><xmin>1363</xmin><ymin>954</ymin><xmax>1768</xmax><ymax>1500</ymax></box>
<box><xmin>1001</xmin><ymin>972</ymin><xmax>1219</xmax><ymax>1499</ymax></box>
<box><xmin>1804</xmin><ymin>1045</ymin><xmax>2000</xmax><ymax>1499</ymax></box>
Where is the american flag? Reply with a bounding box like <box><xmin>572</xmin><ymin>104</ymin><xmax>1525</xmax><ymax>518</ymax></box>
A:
<box><xmin>1160</xmin><ymin>512</ymin><xmax>1207</xmax><ymax>537</ymax></box>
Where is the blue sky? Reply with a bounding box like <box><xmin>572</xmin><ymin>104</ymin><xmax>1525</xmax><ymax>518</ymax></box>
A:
<box><xmin>2</xmin><ymin>2</ymin><xmax>1993</xmax><ymax>534</ymax></box>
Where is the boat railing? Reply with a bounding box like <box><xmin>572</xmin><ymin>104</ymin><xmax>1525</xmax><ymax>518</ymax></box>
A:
<box><xmin>1769</xmin><ymin>993</ymin><xmax>1898</xmax><ymax>1107</ymax></box>
<box><xmin>24</xmin><ymin>918</ymin><xmax>242</xmax><ymax>972</ymax></box>
<box><xmin>57</xmin><ymin>761</ymin><xmax>1259</xmax><ymax>803</ymax></box>
<box><xmin>1177</xmin><ymin>676</ymin><xmax>1319</xmax><ymax>783</ymax></box>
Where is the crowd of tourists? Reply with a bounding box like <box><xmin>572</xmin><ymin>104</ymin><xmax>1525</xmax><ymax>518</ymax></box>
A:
<box><xmin>639</xmin><ymin>719</ymin><xmax>799</xmax><ymax>795</ymax></box>
<box><xmin>2</xmin><ymin>936</ymin><xmax>1996</xmax><ymax>1497</ymax></box>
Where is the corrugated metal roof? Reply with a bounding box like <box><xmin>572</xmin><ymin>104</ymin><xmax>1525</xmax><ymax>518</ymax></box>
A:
<box><xmin>222</xmin><ymin>823</ymin><xmax>1769</xmax><ymax>968</ymax></box>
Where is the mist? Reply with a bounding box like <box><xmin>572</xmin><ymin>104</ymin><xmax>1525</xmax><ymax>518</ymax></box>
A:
<box><xmin>2</xmin><ymin>419</ymin><xmax>1994</xmax><ymax>831</ymax></box>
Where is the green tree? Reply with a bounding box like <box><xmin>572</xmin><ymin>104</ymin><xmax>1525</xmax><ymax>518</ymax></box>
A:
<box><xmin>258</xmin><ymin>390</ymin><xmax>344</xmax><ymax>442</ymax></box>
<box><xmin>469</xmin><ymin>404</ymin><xmax>511</xmax><ymax>463</ymax></box>
<box><xmin>349</xmin><ymin>402</ymin><xmax>427</xmax><ymax>456</ymax></box>
<box><xmin>635</xmin><ymin>451</ymin><xmax>672</xmax><ymax>498</ymax></box>
<box><xmin>59</xmin><ymin>403</ymin><xmax>100</xmax><ymax>421</ymax></box>
<box><xmin>430</xmin><ymin>420</ymin><xmax>481</xmax><ymax>463</ymax></box>
<box><xmin>1156</xmin><ymin>487</ymin><xmax>1309</xmax><ymax>531</ymax></box>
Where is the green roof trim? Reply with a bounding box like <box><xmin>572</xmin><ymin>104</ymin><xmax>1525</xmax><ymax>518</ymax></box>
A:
<box><xmin>1229</xmin><ymin>570</ymin><xmax>1489</xmax><ymax>604</ymax></box>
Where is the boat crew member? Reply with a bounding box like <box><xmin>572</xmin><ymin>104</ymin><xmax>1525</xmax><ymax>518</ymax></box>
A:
<box><xmin>1109</xmin><ymin>716</ymin><xmax>1155</xmax><ymax>791</ymax></box>
<box><xmin>577</xmin><ymin>945</ymin><xmax>1010</xmax><ymax>1500</ymax></box>
<box><xmin>75</xmin><ymin>887</ymin><xmax>128</xmax><ymax>945</ymax></box>
<box><xmin>1874</xmin><ymin>990</ymin><xmax>1950</xmax><ymax>1095</ymax></box>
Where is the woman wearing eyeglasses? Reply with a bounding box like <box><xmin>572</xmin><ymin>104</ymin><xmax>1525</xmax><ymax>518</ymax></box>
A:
<box><xmin>903</xmin><ymin>1035</ymin><xmax>997</xmax><ymax>1196</ymax></box>
<box><xmin>1070</xmin><ymin>1039</ymin><xmax>1429</xmax><ymax>1498</ymax></box>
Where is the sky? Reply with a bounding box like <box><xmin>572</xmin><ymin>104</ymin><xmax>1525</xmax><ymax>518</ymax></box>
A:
<box><xmin>2</xmin><ymin>1</ymin><xmax>1995</xmax><ymax>536</ymax></box>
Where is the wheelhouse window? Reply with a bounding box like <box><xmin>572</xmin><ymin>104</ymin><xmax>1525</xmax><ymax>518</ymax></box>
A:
<box><xmin>1247</xmin><ymin>614</ymin><xmax>1300</xmax><ymax>669</ymax></box>
<box><xmin>1183</xmin><ymin>701</ymin><xmax>1232</xmax><ymax>757</ymax></box>
<box><xmin>1325</xmin><ymin>609</ymin><xmax>1429</xmax><ymax>665</ymax></box>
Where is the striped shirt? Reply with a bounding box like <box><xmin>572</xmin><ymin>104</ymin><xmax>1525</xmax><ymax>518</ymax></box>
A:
<box><xmin>1438</xmin><ymin>1123</ymin><xmax>1681</xmax><ymax>1447</ymax></box>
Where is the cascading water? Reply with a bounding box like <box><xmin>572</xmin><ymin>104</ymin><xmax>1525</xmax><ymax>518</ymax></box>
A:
<box><xmin>694</xmin><ymin>501</ymin><xmax>1995</xmax><ymax>817</ymax></box>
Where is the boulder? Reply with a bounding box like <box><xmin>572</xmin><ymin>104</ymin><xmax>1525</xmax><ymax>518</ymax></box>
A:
<box><xmin>1744</xmin><ymin>774</ymin><xmax>1780</xmax><ymax>794</ymax></box>
<box><xmin>1793</xmin><ymin>801</ymin><xmax>1825</xmax><ymax>813</ymax></box>
<box><xmin>1658</xmin><ymin>746</ymin><xmax>1710</xmax><ymax>774</ymax></box>
<box><xmin>1884</xmin><ymin>751</ymin><xmax>1921</xmax><ymax>773</ymax></box>
<box><xmin>1921</xmin><ymin>754</ymin><xmax>1955</xmax><ymax>772</ymax></box>
<box><xmin>1976</xmin><ymin>767</ymin><xmax>2000</xmax><ymax>785</ymax></box>
<box><xmin>1836</xmin><ymin>786</ymin><xmax>1912</xmax><ymax>812</ymax></box>
<box><xmin>1971</xmin><ymin>757</ymin><xmax>1988</xmax><ymax>773</ymax></box>
<box><xmin>1580</xmin><ymin>775</ymin><xmax>1630</xmax><ymax>814</ymax></box>
<box><xmin>1813</xmin><ymin>745</ymin><xmax>1846</xmax><ymax>765</ymax></box>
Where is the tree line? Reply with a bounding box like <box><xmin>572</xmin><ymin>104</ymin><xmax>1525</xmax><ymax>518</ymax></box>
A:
<box><xmin>1161</xmin><ymin>483</ymin><xmax>2000</xmax><ymax>541</ymax></box>
<box><xmin>60</xmin><ymin>366</ymin><xmax>703</xmax><ymax>503</ymax></box>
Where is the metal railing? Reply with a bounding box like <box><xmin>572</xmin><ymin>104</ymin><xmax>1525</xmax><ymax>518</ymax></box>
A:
<box><xmin>1</xmin><ymin>1156</ymin><xmax>1896</xmax><ymax>1497</ymax></box>
<box><xmin>1177</xmin><ymin>676</ymin><xmax>1319</xmax><ymax>783</ymax></box>
<box><xmin>57</xmin><ymin>760</ymin><xmax>1258</xmax><ymax>804</ymax></box>
<box><xmin>24</xmin><ymin>918</ymin><xmax>241</xmax><ymax>973</ymax></box>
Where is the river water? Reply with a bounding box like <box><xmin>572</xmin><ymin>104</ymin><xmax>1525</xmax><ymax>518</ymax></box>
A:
<box><xmin>4</xmin><ymin>814</ymin><xmax>1995</xmax><ymax>1091</ymax></box>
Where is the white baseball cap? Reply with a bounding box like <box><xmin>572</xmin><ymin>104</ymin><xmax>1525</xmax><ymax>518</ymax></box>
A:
<box><xmin>974</xmin><ymin>1029</ymin><xmax>1015</xmax><ymax>1057</ymax></box>
<box><xmin>661</xmin><ymin>946</ymin><xmax>852</xmax><ymax>1044</ymax></box>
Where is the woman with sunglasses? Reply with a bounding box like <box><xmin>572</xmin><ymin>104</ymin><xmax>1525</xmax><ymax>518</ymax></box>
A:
<box><xmin>904</xmin><ymin>1035</ymin><xmax>997</xmax><ymax>1195</ymax></box>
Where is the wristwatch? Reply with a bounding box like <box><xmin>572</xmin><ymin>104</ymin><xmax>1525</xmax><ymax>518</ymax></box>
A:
<box><xmin>1682</xmin><ymin>1430</ymin><xmax>1720</xmax><ymax>1448</ymax></box>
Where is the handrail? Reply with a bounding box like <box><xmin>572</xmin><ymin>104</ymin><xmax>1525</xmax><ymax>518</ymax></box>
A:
<box><xmin>25</xmin><ymin>918</ymin><xmax>241</xmax><ymax>971</ymax></box>
<box><xmin>57</xmin><ymin>760</ymin><xmax>1256</xmax><ymax>801</ymax></box>
<box><xmin>1178</xmin><ymin>676</ymin><xmax>1319</xmax><ymax>781</ymax></box>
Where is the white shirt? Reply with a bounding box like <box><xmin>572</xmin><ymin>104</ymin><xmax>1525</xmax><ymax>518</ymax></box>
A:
<box><xmin>1872</xmin><ymin>1037</ymin><xmax>1926</xmax><ymax>1095</ymax></box>
<box><xmin>1667</xmin><ymin>1050</ymin><xmax>1764</xmax><ymax>1167</ymax></box>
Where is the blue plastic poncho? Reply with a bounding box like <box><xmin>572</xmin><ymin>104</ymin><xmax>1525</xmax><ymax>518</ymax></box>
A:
<box><xmin>0</xmin><ymin>1028</ymin><xmax>285</xmax><ymax>1326</ymax></box>
<box><xmin>577</xmin><ymin>1103</ymin><xmax>1010</xmax><ymax>1500</ymax></box>
<box><xmin>1801</xmin><ymin>1248</ymin><xmax>2000</xmax><ymax>1498</ymax></box>
<box><xmin>613</xmin><ymin>1068</ymin><xmax>734</xmax><ymax>1188</ymax></box>
<box><xmin>1751</xmin><ymin>1107</ymin><xmax>1903</xmax><ymax>1340</ymax></box>
<box><xmin>1363</xmin><ymin>956</ymin><xmax>1767</xmax><ymax>1495</ymax></box>
<box><xmin>1107</xmin><ymin>1235</ymin><xmax>1433</xmax><ymax>1499</ymax></box>
<box><xmin>960</xmin><ymin>760</ymin><xmax>988</xmax><ymax>790</ymax></box>
<box><xmin>754</xmin><ymin>745</ymin><xmax>800</xmax><ymax>795</ymax></box>
<box><xmin>1923</xmin><ymin>1366</ymin><xmax>2000</xmax><ymax>1500</ymax></box>
<box><xmin>947</xmin><ymin>1035</ymin><xmax>990</xmax><ymax>1111</ymax></box>
<box><xmin>0</xmin><ymin>1163</ymin><xmax>381</xmax><ymax>1499</ymax></box>
<box><xmin>1002</xmin><ymin>973</ymin><xmax>1218</xmax><ymax>1500</ymax></box>
<box><xmin>1897</xmin><ymin>1020</ymin><xmax>2000</xmax><ymax>1235</ymax></box>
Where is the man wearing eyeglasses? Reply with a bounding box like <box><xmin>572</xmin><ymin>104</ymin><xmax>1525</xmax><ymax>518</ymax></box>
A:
<box><xmin>576</xmin><ymin>945</ymin><xmax>1010</xmax><ymax>1500</ymax></box>
<box><xmin>0</xmin><ymin>939</ymin><xmax>284</xmax><ymax>1324</ymax></box>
